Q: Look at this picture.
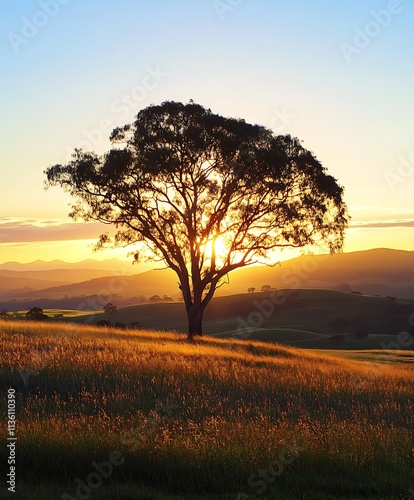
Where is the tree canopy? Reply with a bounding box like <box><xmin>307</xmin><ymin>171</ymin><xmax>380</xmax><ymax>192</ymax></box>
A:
<box><xmin>45</xmin><ymin>101</ymin><xmax>349</xmax><ymax>339</ymax></box>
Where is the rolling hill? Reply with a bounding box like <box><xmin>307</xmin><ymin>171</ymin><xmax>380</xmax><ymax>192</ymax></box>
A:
<box><xmin>0</xmin><ymin>258</ymin><xmax>138</xmax><ymax>298</ymax></box>
<box><xmin>4</xmin><ymin>248</ymin><xmax>414</xmax><ymax>302</ymax></box>
<box><xmin>0</xmin><ymin>274</ymin><xmax>66</xmax><ymax>297</ymax></box>
<box><xmin>67</xmin><ymin>288</ymin><xmax>414</xmax><ymax>349</ymax></box>
<box><xmin>0</xmin><ymin>258</ymin><xmax>135</xmax><ymax>273</ymax></box>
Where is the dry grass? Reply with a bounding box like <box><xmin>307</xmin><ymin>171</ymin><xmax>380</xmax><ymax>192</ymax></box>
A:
<box><xmin>0</xmin><ymin>320</ymin><xmax>413</xmax><ymax>499</ymax></box>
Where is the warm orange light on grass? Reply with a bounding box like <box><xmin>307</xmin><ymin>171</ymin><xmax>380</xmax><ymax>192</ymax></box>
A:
<box><xmin>1</xmin><ymin>320</ymin><xmax>413</xmax><ymax>498</ymax></box>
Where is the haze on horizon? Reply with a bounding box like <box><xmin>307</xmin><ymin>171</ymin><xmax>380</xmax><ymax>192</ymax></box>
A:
<box><xmin>1</xmin><ymin>0</ymin><xmax>413</xmax><ymax>265</ymax></box>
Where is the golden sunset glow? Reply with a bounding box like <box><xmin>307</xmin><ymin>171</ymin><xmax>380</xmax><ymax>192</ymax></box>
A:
<box><xmin>2</xmin><ymin>3</ymin><xmax>413</xmax><ymax>500</ymax></box>
<box><xmin>198</xmin><ymin>235</ymin><xmax>228</xmax><ymax>265</ymax></box>
<box><xmin>0</xmin><ymin>222</ymin><xmax>413</xmax><ymax>265</ymax></box>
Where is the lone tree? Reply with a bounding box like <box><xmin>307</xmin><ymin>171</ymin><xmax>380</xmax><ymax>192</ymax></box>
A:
<box><xmin>26</xmin><ymin>307</ymin><xmax>49</xmax><ymax>322</ymax></box>
<box><xmin>45</xmin><ymin>101</ymin><xmax>348</xmax><ymax>340</ymax></box>
<box><xmin>103</xmin><ymin>302</ymin><xmax>118</xmax><ymax>314</ymax></box>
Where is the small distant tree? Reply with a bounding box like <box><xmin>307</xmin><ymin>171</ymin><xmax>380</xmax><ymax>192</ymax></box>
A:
<box><xmin>115</xmin><ymin>322</ymin><xmax>127</xmax><ymax>329</ymax></box>
<box><xmin>26</xmin><ymin>307</ymin><xmax>49</xmax><ymax>321</ymax></box>
<box><xmin>162</xmin><ymin>295</ymin><xmax>174</xmax><ymax>303</ymax></box>
<box><xmin>103</xmin><ymin>303</ymin><xmax>118</xmax><ymax>314</ymax></box>
<box><xmin>130</xmin><ymin>321</ymin><xmax>142</xmax><ymax>329</ymax></box>
<box><xmin>261</xmin><ymin>285</ymin><xmax>272</xmax><ymax>293</ymax></box>
<box><xmin>247</xmin><ymin>287</ymin><xmax>255</xmax><ymax>294</ymax></box>
<box><xmin>149</xmin><ymin>295</ymin><xmax>162</xmax><ymax>303</ymax></box>
<box><xmin>97</xmin><ymin>319</ymin><xmax>112</xmax><ymax>327</ymax></box>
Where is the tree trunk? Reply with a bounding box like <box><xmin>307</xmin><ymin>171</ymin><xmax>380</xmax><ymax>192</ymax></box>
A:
<box><xmin>187</xmin><ymin>303</ymin><xmax>204</xmax><ymax>341</ymax></box>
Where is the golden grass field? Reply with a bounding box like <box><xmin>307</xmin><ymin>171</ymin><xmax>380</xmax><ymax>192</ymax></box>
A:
<box><xmin>0</xmin><ymin>320</ymin><xmax>413</xmax><ymax>499</ymax></box>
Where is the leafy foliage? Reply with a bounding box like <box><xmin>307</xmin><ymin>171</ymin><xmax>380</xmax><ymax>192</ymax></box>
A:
<box><xmin>45</xmin><ymin>101</ymin><xmax>349</xmax><ymax>337</ymax></box>
<box><xmin>103</xmin><ymin>303</ymin><xmax>118</xmax><ymax>314</ymax></box>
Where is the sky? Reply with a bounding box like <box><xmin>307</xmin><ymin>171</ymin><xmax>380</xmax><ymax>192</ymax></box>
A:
<box><xmin>1</xmin><ymin>0</ymin><xmax>413</xmax><ymax>265</ymax></box>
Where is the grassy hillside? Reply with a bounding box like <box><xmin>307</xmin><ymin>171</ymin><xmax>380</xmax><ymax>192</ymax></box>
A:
<box><xmin>0</xmin><ymin>321</ymin><xmax>413</xmax><ymax>499</ymax></box>
<box><xmin>208</xmin><ymin>248</ymin><xmax>414</xmax><ymax>298</ymax></box>
<box><xmin>69</xmin><ymin>289</ymin><xmax>414</xmax><ymax>349</ymax></box>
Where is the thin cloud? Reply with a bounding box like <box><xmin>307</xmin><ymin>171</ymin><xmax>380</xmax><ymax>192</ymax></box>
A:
<box><xmin>1</xmin><ymin>215</ymin><xmax>413</xmax><ymax>244</ymax></box>
<box><xmin>0</xmin><ymin>218</ymin><xmax>107</xmax><ymax>243</ymax></box>
<box><xmin>350</xmin><ymin>220</ymin><xmax>414</xmax><ymax>229</ymax></box>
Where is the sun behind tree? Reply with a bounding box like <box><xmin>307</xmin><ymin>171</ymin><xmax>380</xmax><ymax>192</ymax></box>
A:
<box><xmin>45</xmin><ymin>101</ymin><xmax>349</xmax><ymax>340</ymax></box>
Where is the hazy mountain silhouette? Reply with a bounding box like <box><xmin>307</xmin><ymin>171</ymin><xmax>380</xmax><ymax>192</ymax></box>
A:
<box><xmin>0</xmin><ymin>258</ymin><xmax>135</xmax><ymax>273</ymax></box>
<box><xmin>0</xmin><ymin>258</ymin><xmax>138</xmax><ymax>297</ymax></box>
<box><xmin>2</xmin><ymin>248</ymin><xmax>414</xmax><ymax>302</ymax></box>
<box><xmin>0</xmin><ymin>275</ymin><xmax>66</xmax><ymax>296</ymax></box>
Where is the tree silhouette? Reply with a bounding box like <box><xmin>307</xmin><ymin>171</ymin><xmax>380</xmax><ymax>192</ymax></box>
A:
<box><xmin>45</xmin><ymin>101</ymin><xmax>348</xmax><ymax>340</ymax></box>
<box><xmin>26</xmin><ymin>307</ymin><xmax>49</xmax><ymax>321</ymax></box>
<box><xmin>149</xmin><ymin>295</ymin><xmax>162</xmax><ymax>303</ymax></box>
<box><xmin>103</xmin><ymin>302</ymin><xmax>118</xmax><ymax>314</ymax></box>
<box><xmin>261</xmin><ymin>285</ymin><xmax>272</xmax><ymax>293</ymax></box>
<box><xmin>97</xmin><ymin>320</ymin><xmax>111</xmax><ymax>327</ymax></box>
<box><xmin>247</xmin><ymin>287</ymin><xmax>255</xmax><ymax>294</ymax></box>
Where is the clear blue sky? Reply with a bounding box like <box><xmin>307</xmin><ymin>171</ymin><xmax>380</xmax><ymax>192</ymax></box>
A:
<box><xmin>1</xmin><ymin>0</ymin><xmax>413</xmax><ymax>262</ymax></box>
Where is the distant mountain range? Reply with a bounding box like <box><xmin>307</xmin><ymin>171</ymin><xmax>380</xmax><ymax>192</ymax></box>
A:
<box><xmin>0</xmin><ymin>258</ymin><xmax>135</xmax><ymax>273</ymax></box>
<box><xmin>0</xmin><ymin>249</ymin><xmax>413</xmax><ymax>308</ymax></box>
<box><xmin>0</xmin><ymin>258</ymin><xmax>138</xmax><ymax>297</ymax></box>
